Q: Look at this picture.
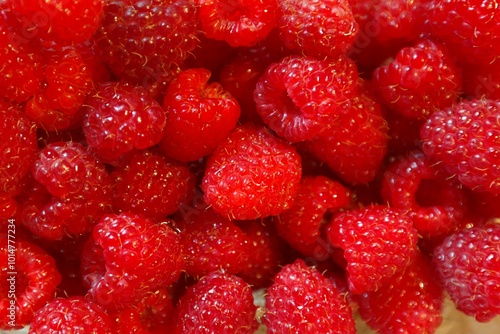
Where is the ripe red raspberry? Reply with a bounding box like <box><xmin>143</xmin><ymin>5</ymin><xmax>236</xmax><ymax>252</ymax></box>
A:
<box><xmin>236</xmin><ymin>219</ymin><xmax>290</xmax><ymax>288</ymax></box>
<box><xmin>0</xmin><ymin>237</ymin><xmax>61</xmax><ymax>329</ymax></box>
<box><xmin>176</xmin><ymin>207</ymin><xmax>251</xmax><ymax>277</ymax></box>
<box><xmin>254</xmin><ymin>54</ymin><xmax>359</xmax><ymax>142</ymax></box>
<box><xmin>81</xmin><ymin>213</ymin><xmax>184</xmax><ymax>309</ymax></box>
<box><xmin>273</xmin><ymin>175</ymin><xmax>352</xmax><ymax>257</ymax></box>
<box><xmin>277</xmin><ymin>0</ymin><xmax>358</xmax><ymax>57</ymax></box>
<box><xmin>326</xmin><ymin>205</ymin><xmax>419</xmax><ymax>293</ymax></box>
<box><xmin>94</xmin><ymin>0</ymin><xmax>199</xmax><ymax>94</ymax></box>
<box><xmin>22</xmin><ymin>141</ymin><xmax>112</xmax><ymax>240</ymax></box>
<box><xmin>306</xmin><ymin>86</ymin><xmax>389</xmax><ymax>184</ymax></box>
<box><xmin>420</xmin><ymin>99</ymin><xmax>500</xmax><ymax>194</ymax></box>
<box><xmin>202</xmin><ymin>124</ymin><xmax>302</xmax><ymax>220</ymax></box>
<box><xmin>429</xmin><ymin>0</ymin><xmax>500</xmax><ymax>64</ymax></box>
<box><xmin>373</xmin><ymin>39</ymin><xmax>462</xmax><ymax>120</ymax></box>
<box><xmin>462</xmin><ymin>59</ymin><xmax>500</xmax><ymax>100</ymax></box>
<box><xmin>355</xmin><ymin>252</ymin><xmax>444</xmax><ymax>334</ymax></box>
<box><xmin>159</xmin><ymin>68</ymin><xmax>240</xmax><ymax>162</ymax></box>
<box><xmin>0</xmin><ymin>101</ymin><xmax>37</xmax><ymax>197</ymax></box>
<box><xmin>112</xmin><ymin>150</ymin><xmax>195</xmax><ymax>221</ymax></box>
<box><xmin>263</xmin><ymin>259</ymin><xmax>356</xmax><ymax>333</ymax></box>
<box><xmin>174</xmin><ymin>270</ymin><xmax>258</xmax><ymax>334</ymax></box>
<box><xmin>83</xmin><ymin>81</ymin><xmax>167</xmax><ymax>162</ymax></box>
<box><xmin>433</xmin><ymin>224</ymin><xmax>500</xmax><ymax>322</ymax></box>
<box><xmin>8</xmin><ymin>0</ymin><xmax>103</xmax><ymax>44</ymax></box>
<box><xmin>197</xmin><ymin>0</ymin><xmax>278</xmax><ymax>47</ymax></box>
<box><xmin>28</xmin><ymin>296</ymin><xmax>114</xmax><ymax>333</ymax></box>
<box><xmin>380</xmin><ymin>150</ymin><xmax>469</xmax><ymax>237</ymax></box>
<box><xmin>25</xmin><ymin>44</ymin><xmax>94</xmax><ymax>131</ymax></box>
<box><xmin>0</xmin><ymin>9</ymin><xmax>44</xmax><ymax>103</ymax></box>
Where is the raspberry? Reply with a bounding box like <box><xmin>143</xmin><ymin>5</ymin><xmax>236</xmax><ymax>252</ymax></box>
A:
<box><xmin>326</xmin><ymin>205</ymin><xmax>419</xmax><ymax>293</ymax></box>
<box><xmin>0</xmin><ymin>8</ymin><xmax>44</xmax><ymax>103</ymax></box>
<box><xmin>112</xmin><ymin>150</ymin><xmax>195</xmax><ymax>221</ymax></box>
<box><xmin>420</xmin><ymin>98</ymin><xmax>500</xmax><ymax>194</ymax></box>
<box><xmin>0</xmin><ymin>100</ymin><xmax>37</xmax><ymax>197</ymax></box>
<box><xmin>373</xmin><ymin>39</ymin><xmax>462</xmax><ymax>120</ymax></box>
<box><xmin>306</xmin><ymin>85</ymin><xmax>389</xmax><ymax>184</ymax></box>
<box><xmin>22</xmin><ymin>141</ymin><xmax>112</xmax><ymax>240</ymax></box>
<box><xmin>94</xmin><ymin>0</ymin><xmax>199</xmax><ymax>94</ymax></box>
<box><xmin>81</xmin><ymin>213</ymin><xmax>184</xmax><ymax>309</ymax></box>
<box><xmin>28</xmin><ymin>296</ymin><xmax>114</xmax><ymax>333</ymax></box>
<box><xmin>273</xmin><ymin>175</ymin><xmax>352</xmax><ymax>257</ymax></box>
<box><xmin>462</xmin><ymin>58</ymin><xmax>500</xmax><ymax>100</ymax></box>
<box><xmin>174</xmin><ymin>270</ymin><xmax>259</xmax><ymax>334</ymax></box>
<box><xmin>83</xmin><ymin>81</ymin><xmax>167</xmax><ymax>162</ymax></box>
<box><xmin>0</xmin><ymin>237</ymin><xmax>61</xmax><ymax>329</ymax></box>
<box><xmin>380</xmin><ymin>150</ymin><xmax>469</xmax><ymax>237</ymax></box>
<box><xmin>8</xmin><ymin>0</ymin><xmax>103</xmax><ymax>44</ymax></box>
<box><xmin>254</xmin><ymin>54</ymin><xmax>359</xmax><ymax>142</ymax></box>
<box><xmin>197</xmin><ymin>0</ymin><xmax>278</xmax><ymax>47</ymax></box>
<box><xmin>433</xmin><ymin>224</ymin><xmax>500</xmax><ymax>322</ymax></box>
<box><xmin>263</xmin><ymin>259</ymin><xmax>356</xmax><ymax>333</ymax></box>
<box><xmin>25</xmin><ymin>44</ymin><xmax>94</xmax><ymax>131</ymax></box>
<box><xmin>355</xmin><ymin>252</ymin><xmax>444</xmax><ymax>334</ymax></box>
<box><xmin>277</xmin><ymin>0</ymin><xmax>358</xmax><ymax>57</ymax></box>
<box><xmin>202</xmin><ymin>124</ymin><xmax>302</xmax><ymax>220</ymax></box>
<box><xmin>159</xmin><ymin>68</ymin><xmax>241</xmax><ymax>162</ymax></box>
<box><xmin>176</xmin><ymin>207</ymin><xmax>251</xmax><ymax>277</ymax></box>
<box><xmin>429</xmin><ymin>0</ymin><xmax>500</xmax><ymax>64</ymax></box>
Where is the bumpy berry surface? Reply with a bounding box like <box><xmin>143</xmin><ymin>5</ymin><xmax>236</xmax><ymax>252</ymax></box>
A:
<box><xmin>373</xmin><ymin>39</ymin><xmax>462</xmax><ymax>120</ymax></box>
<box><xmin>112</xmin><ymin>150</ymin><xmax>194</xmax><ymax>220</ymax></box>
<box><xmin>381</xmin><ymin>150</ymin><xmax>469</xmax><ymax>237</ymax></box>
<box><xmin>159</xmin><ymin>68</ymin><xmax>240</xmax><ymax>162</ymax></box>
<box><xmin>273</xmin><ymin>175</ymin><xmax>351</xmax><ymax>256</ymax></box>
<box><xmin>429</xmin><ymin>0</ymin><xmax>500</xmax><ymax>64</ymax></box>
<box><xmin>83</xmin><ymin>81</ymin><xmax>167</xmax><ymax>162</ymax></box>
<box><xmin>0</xmin><ymin>101</ymin><xmax>37</xmax><ymax>197</ymax></box>
<box><xmin>306</xmin><ymin>86</ymin><xmax>389</xmax><ymax>184</ymax></box>
<box><xmin>202</xmin><ymin>124</ymin><xmax>302</xmax><ymax>220</ymax></box>
<box><xmin>264</xmin><ymin>259</ymin><xmax>356</xmax><ymax>333</ymax></box>
<box><xmin>433</xmin><ymin>224</ymin><xmax>500</xmax><ymax>322</ymax></box>
<box><xmin>81</xmin><ymin>213</ymin><xmax>184</xmax><ymax>309</ymax></box>
<box><xmin>197</xmin><ymin>0</ymin><xmax>278</xmax><ymax>47</ymax></box>
<box><xmin>277</xmin><ymin>0</ymin><xmax>358</xmax><ymax>57</ymax></box>
<box><xmin>326</xmin><ymin>205</ymin><xmax>419</xmax><ymax>293</ymax></box>
<box><xmin>0</xmin><ymin>237</ymin><xmax>61</xmax><ymax>329</ymax></box>
<box><xmin>94</xmin><ymin>0</ymin><xmax>199</xmax><ymax>93</ymax></box>
<box><xmin>420</xmin><ymin>99</ymin><xmax>500</xmax><ymax>194</ymax></box>
<box><xmin>23</xmin><ymin>141</ymin><xmax>112</xmax><ymax>239</ymax></box>
<box><xmin>254</xmin><ymin>54</ymin><xmax>359</xmax><ymax>142</ymax></box>
<box><xmin>28</xmin><ymin>296</ymin><xmax>114</xmax><ymax>334</ymax></box>
<box><xmin>177</xmin><ymin>207</ymin><xmax>251</xmax><ymax>277</ymax></box>
<box><xmin>174</xmin><ymin>271</ymin><xmax>258</xmax><ymax>334</ymax></box>
<box><xmin>355</xmin><ymin>252</ymin><xmax>444</xmax><ymax>334</ymax></box>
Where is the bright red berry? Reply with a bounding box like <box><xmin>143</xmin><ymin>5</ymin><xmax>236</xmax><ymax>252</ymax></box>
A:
<box><xmin>81</xmin><ymin>213</ymin><xmax>184</xmax><ymax>310</ymax></box>
<box><xmin>0</xmin><ymin>237</ymin><xmax>61</xmax><ymax>329</ymax></box>
<box><xmin>197</xmin><ymin>0</ymin><xmax>278</xmax><ymax>47</ymax></box>
<box><xmin>28</xmin><ymin>296</ymin><xmax>114</xmax><ymax>334</ymax></box>
<box><xmin>420</xmin><ymin>99</ymin><xmax>500</xmax><ymax>194</ymax></box>
<box><xmin>380</xmin><ymin>150</ymin><xmax>469</xmax><ymax>237</ymax></box>
<box><xmin>202</xmin><ymin>124</ymin><xmax>302</xmax><ymax>220</ymax></box>
<box><xmin>277</xmin><ymin>0</ymin><xmax>359</xmax><ymax>57</ymax></box>
<box><xmin>326</xmin><ymin>205</ymin><xmax>419</xmax><ymax>294</ymax></box>
<box><xmin>83</xmin><ymin>81</ymin><xmax>167</xmax><ymax>162</ymax></box>
<box><xmin>355</xmin><ymin>252</ymin><xmax>444</xmax><ymax>334</ymax></box>
<box><xmin>263</xmin><ymin>259</ymin><xmax>356</xmax><ymax>333</ymax></box>
<box><xmin>111</xmin><ymin>150</ymin><xmax>195</xmax><ymax>221</ymax></box>
<box><xmin>174</xmin><ymin>270</ymin><xmax>259</xmax><ymax>334</ymax></box>
<box><xmin>159</xmin><ymin>68</ymin><xmax>240</xmax><ymax>162</ymax></box>
<box><xmin>254</xmin><ymin>54</ymin><xmax>359</xmax><ymax>142</ymax></box>
<box><xmin>373</xmin><ymin>39</ymin><xmax>462</xmax><ymax>120</ymax></box>
<box><xmin>433</xmin><ymin>224</ymin><xmax>500</xmax><ymax>322</ymax></box>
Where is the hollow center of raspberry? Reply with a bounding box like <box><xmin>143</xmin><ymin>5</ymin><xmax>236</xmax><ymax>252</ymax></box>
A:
<box><xmin>216</xmin><ymin>0</ymin><xmax>248</xmax><ymax>21</ymax></box>
<box><xmin>415</xmin><ymin>178</ymin><xmax>455</xmax><ymax>208</ymax></box>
